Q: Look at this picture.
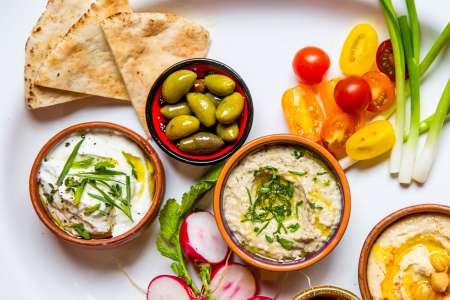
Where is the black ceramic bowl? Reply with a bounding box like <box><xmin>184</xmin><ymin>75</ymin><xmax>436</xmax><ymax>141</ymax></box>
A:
<box><xmin>145</xmin><ymin>58</ymin><xmax>253</xmax><ymax>166</ymax></box>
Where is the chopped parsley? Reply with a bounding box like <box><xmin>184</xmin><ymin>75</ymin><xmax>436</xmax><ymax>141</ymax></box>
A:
<box><xmin>265</xmin><ymin>235</ymin><xmax>274</xmax><ymax>243</ymax></box>
<box><xmin>277</xmin><ymin>237</ymin><xmax>294</xmax><ymax>250</ymax></box>
<box><xmin>292</xmin><ymin>149</ymin><xmax>304</xmax><ymax>160</ymax></box>
<box><xmin>287</xmin><ymin>223</ymin><xmax>300</xmax><ymax>232</ymax></box>
<box><xmin>308</xmin><ymin>201</ymin><xmax>323</xmax><ymax>210</ymax></box>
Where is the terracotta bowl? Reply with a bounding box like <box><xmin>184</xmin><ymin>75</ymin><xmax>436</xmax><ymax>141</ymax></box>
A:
<box><xmin>213</xmin><ymin>134</ymin><xmax>351</xmax><ymax>271</ymax></box>
<box><xmin>29</xmin><ymin>122</ymin><xmax>165</xmax><ymax>248</ymax></box>
<box><xmin>145</xmin><ymin>58</ymin><xmax>253</xmax><ymax>166</ymax></box>
<box><xmin>293</xmin><ymin>285</ymin><xmax>360</xmax><ymax>300</ymax></box>
<box><xmin>358</xmin><ymin>204</ymin><xmax>450</xmax><ymax>300</ymax></box>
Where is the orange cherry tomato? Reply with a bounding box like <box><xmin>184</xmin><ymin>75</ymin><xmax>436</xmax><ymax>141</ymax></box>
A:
<box><xmin>282</xmin><ymin>84</ymin><xmax>325</xmax><ymax>143</ymax></box>
<box><xmin>317</xmin><ymin>78</ymin><xmax>343</xmax><ymax>117</ymax></box>
<box><xmin>321</xmin><ymin>113</ymin><xmax>357</xmax><ymax>158</ymax></box>
<box><xmin>362</xmin><ymin>71</ymin><xmax>396</xmax><ymax>113</ymax></box>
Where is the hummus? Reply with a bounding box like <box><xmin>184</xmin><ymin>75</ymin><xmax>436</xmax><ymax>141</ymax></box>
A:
<box><xmin>37</xmin><ymin>129</ymin><xmax>155</xmax><ymax>239</ymax></box>
<box><xmin>223</xmin><ymin>145</ymin><xmax>342</xmax><ymax>261</ymax></box>
<box><xmin>367</xmin><ymin>213</ymin><xmax>450</xmax><ymax>300</ymax></box>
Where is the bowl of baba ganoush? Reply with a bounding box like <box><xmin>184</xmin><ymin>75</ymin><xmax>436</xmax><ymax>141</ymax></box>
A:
<box><xmin>29</xmin><ymin>122</ymin><xmax>165</xmax><ymax>248</ymax></box>
<box><xmin>213</xmin><ymin>134</ymin><xmax>351</xmax><ymax>271</ymax></box>
<box><xmin>358</xmin><ymin>204</ymin><xmax>450</xmax><ymax>300</ymax></box>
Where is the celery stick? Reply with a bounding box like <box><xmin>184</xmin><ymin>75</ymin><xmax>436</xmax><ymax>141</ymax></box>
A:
<box><xmin>413</xmin><ymin>79</ymin><xmax>450</xmax><ymax>183</ymax></box>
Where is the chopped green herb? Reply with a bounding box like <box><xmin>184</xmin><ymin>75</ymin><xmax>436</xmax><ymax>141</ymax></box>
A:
<box><xmin>277</xmin><ymin>237</ymin><xmax>294</xmax><ymax>250</ymax></box>
<box><xmin>253</xmin><ymin>227</ymin><xmax>260</xmax><ymax>233</ymax></box>
<box><xmin>84</xmin><ymin>203</ymin><xmax>101</xmax><ymax>216</ymax></box>
<box><xmin>72</xmin><ymin>157</ymin><xmax>95</xmax><ymax>169</ymax></box>
<box><xmin>72</xmin><ymin>223</ymin><xmax>91</xmax><ymax>240</ymax></box>
<box><xmin>292</xmin><ymin>149</ymin><xmax>304</xmax><ymax>160</ymax></box>
<box><xmin>265</xmin><ymin>235</ymin><xmax>274</xmax><ymax>243</ymax></box>
<box><xmin>43</xmin><ymin>192</ymin><xmax>54</xmax><ymax>204</ymax></box>
<box><xmin>287</xmin><ymin>223</ymin><xmax>300</xmax><ymax>232</ymax></box>
<box><xmin>316</xmin><ymin>171</ymin><xmax>328</xmax><ymax>176</ymax></box>
<box><xmin>295</xmin><ymin>201</ymin><xmax>303</xmax><ymax>217</ymax></box>
<box><xmin>289</xmin><ymin>170</ymin><xmax>308</xmax><ymax>176</ymax></box>
<box><xmin>253</xmin><ymin>165</ymin><xmax>278</xmax><ymax>177</ymax></box>
<box><xmin>108</xmin><ymin>183</ymin><xmax>123</xmax><ymax>199</ymax></box>
<box><xmin>245</xmin><ymin>187</ymin><xmax>252</xmax><ymax>206</ymax></box>
<box><xmin>56</xmin><ymin>138</ymin><xmax>84</xmax><ymax>186</ymax></box>
<box><xmin>73</xmin><ymin>179</ymin><xmax>87</xmax><ymax>207</ymax></box>
<box><xmin>308</xmin><ymin>201</ymin><xmax>323</xmax><ymax>210</ymax></box>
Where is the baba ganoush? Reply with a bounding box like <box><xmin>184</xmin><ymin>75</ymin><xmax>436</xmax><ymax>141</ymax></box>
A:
<box><xmin>367</xmin><ymin>213</ymin><xmax>450</xmax><ymax>300</ymax></box>
<box><xmin>223</xmin><ymin>145</ymin><xmax>343</xmax><ymax>261</ymax></box>
<box><xmin>37</xmin><ymin>129</ymin><xmax>155</xmax><ymax>239</ymax></box>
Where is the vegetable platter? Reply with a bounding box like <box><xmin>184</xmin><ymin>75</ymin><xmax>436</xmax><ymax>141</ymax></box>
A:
<box><xmin>0</xmin><ymin>0</ymin><xmax>449</xmax><ymax>299</ymax></box>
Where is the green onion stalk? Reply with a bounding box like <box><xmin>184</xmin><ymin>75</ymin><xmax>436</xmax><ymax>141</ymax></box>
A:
<box><xmin>398</xmin><ymin>11</ymin><xmax>421</xmax><ymax>184</ymax></box>
<box><xmin>413</xmin><ymin>79</ymin><xmax>450</xmax><ymax>183</ymax></box>
<box><xmin>380</xmin><ymin>0</ymin><xmax>407</xmax><ymax>174</ymax></box>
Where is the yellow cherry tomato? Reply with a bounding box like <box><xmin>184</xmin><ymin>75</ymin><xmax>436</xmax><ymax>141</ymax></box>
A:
<box><xmin>281</xmin><ymin>84</ymin><xmax>325</xmax><ymax>143</ymax></box>
<box><xmin>340</xmin><ymin>23</ymin><xmax>378</xmax><ymax>76</ymax></box>
<box><xmin>345</xmin><ymin>120</ymin><xmax>395</xmax><ymax>160</ymax></box>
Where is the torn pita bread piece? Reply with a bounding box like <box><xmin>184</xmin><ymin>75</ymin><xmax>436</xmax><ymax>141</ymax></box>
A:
<box><xmin>35</xmin><ymin>0</ymin><xmax>131</xmax><ymax>101</ymax></box>
<box><xmin>101</xmin><ymin>12</ymin><xmax>210</xmax><ymax>132</ymax></box>
<box><xmin>25</xmin><ymin>0</ymin><xmax>93</xmax><ymax>109</ymax></box>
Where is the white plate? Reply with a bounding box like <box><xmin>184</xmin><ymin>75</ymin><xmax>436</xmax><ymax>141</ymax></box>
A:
<box><xmin>1</xmin><ymin>0</ymin><xmax>449</xmax><ymax>299</ymax></box>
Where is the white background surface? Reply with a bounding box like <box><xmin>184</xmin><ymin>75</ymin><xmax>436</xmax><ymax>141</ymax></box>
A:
<box><xmin>0</xmin><ymin>0</ymin><xmax>449</xmax><ymax>299</ymax></box>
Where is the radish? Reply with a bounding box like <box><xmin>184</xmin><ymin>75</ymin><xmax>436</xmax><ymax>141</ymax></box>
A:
<box><xmin>180</xmin><ymin>211</ymin><xmax>228</xmax><ymax>265</ymax></box>
<box><xmin>248</xmin><ymin>297</ymin><xmax>273</xmax><ymax>300</ymax></box>
<box><xmin>147</xmin><ymin>275</ymin><xmax>195</xmax><ymax>300</ymax></box>
<box><xmin>210</xmin><ymin>263</ymin><xmax>257</xmax><ymax>300</ymax></box>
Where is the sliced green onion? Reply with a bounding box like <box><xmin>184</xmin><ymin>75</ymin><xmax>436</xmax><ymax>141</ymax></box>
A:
<box><xmin>413</xmin><ymin>79</ymin><xmax>450</xmax><ymax>183</ymax></box>
<box><xmin>398</xmin><ymin>15</ymin><xmax>421</xmax><ymax>184</ymax></box>
<box><xmin>73</xmin><ymin>179</ymin><xmax>87</xmax><ymax>207</ymax></box>
<box><xmin>56</xmin><ymin>138</ymin><xmax>84</xmax><ymax>186</ymax></box>
<box><xmin>404</xmin><ymin>107</ymin><xmax>450</xmax><ymax>142</ymax></box>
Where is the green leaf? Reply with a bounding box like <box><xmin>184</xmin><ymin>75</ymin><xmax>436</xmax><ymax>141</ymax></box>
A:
<box><xmin>289</xmin><ymin>170</ymin><xmax>307</xmax><ymax>176</ymax></box>
<box><xmin>72</xmin><ymin>157</ymin><xmax>95</xmax><ymax>169</ymax></box>
<box><xmin>277</xmin><ymin>237</ymin><xmax>294</xmax><ymax>250</ymax></box>
<box><xmin>287</xmin><ymin>223</ymin><xmax>300</xmax><ymax>232</ymax></box>
<box><xmin>159</xmin><ymin>199</ymin><xmax>181</xmax><ymax>242</ymax></box>
<box><xmin>156</xmin><ymin>236</ymin><xmax>178</xmax><ymax>260</ymax></box>
<box><xmin>265</xmin><ymin>235</ymin><xmax>274</xmax><ymax>243</ymax></box>
<box><xmin>83</xmin><ymin>203</ymin><xmax>101</xmax><ymax>216</ymax></box>
<box><xmin>199</xmin><ymin>263</ymin><xmax>213</xmax><ymax>300</ymax></box>
<box><xmin>72</xmin><ymin>223</ymin><xmax>91</xmax><ymax>240</ymax></box>
<box><xmin>56</xmin><ymin>138</ymin><xmax>84</xmax><ymax>186</ymax></box>
<box><xmin>88</xmin><ymin>183</ymin><xmax>133</xmax><ymax>221</ymax></box>
<box><xmin>71</xmin><ymin>173</ymin><xmax>124</xmax><ymax>184</ymax></box>
<box><xmin>170</xmin><ymin>262</ymin><xmax>183</xmax><ymax>277</ymax></box>
<box><xmin>73</xmin><ymin>179</ymin><xmax>87</xmax><ymax>207</ymax></box>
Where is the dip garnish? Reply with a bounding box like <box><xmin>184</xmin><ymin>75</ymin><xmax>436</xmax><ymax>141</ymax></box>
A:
<box><xmin>56</xmin><ymin>137</ymin><xmax>84</xmax><ymax>186</ymax></box>
<box><xmin>292</xmin><ymin>149</ymin><xmax>304</xmax><ymax>159</ymax></box>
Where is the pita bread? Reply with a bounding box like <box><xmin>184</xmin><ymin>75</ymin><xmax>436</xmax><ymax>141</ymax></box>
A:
<box><xmin>100</xmin><ymin>12</ymin><xmax>210</xmax><ymax>132</ymax></box>
<box><xmin>35</xmin><ymin>0</ymin><xmax>131</xmax><ymax>101</ymax></box>
<box><xmin>25</xmin><ymin>0</ymin><xmax>93</xmax><ymax>109</ymax></box>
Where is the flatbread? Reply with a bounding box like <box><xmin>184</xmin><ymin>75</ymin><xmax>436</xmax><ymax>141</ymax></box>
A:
<box><xmin>100</xmin><ymin>12</ymin><xmax>210</xmax><ymax>132</ymax></box>
<box><xmin>25</xmin><ymin>0</ymin><xmax>93</xmax><ymax>109</ymax></box>
<box><xmin>35</xmin><ymin>0</ymin><xmax>131</xmax><ymax>101</ymax></box>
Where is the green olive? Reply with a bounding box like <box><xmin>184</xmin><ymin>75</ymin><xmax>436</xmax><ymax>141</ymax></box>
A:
<box><xmin>204</xmin><ymin>74</ymin><xmax>235</xmax><ymax>96</ymax></box>
<box><xmin>205</xmin><ymin>92</ymin><xmax>222</xmax><ymax>106</ymax></box>
<box><xmin>186</xmin><ymin>93</ymin><xmax>216</xmax><ymax>127</ymax></box>
<box><xmin>165</xmin><ymin>115</ymin><xmax>200</xmax><ymax>141</ymax></box>
<box><xmin>215</xmin><ymin>92</ymin><xmax>244</xmax><ymax>124</ymax></box>
<box><xmin>177</xmin><ymin>132</ymin><xmax>224</xmax><ymax>154</ymax></box>
<box><xmin>162</xmin><ymin>70</ymin><xmax>197</xmax><ymax>104</ymax></box>
<box><xmin>216</xmin><ymin>123</ymin><xmax>239</xmax><ymax>142</ymax></box>
<box><xmin>160</xmin><ymin>102</ymin><xmax>192</xmax><ymax>119</ymax></box>
<box><xmin>191</xmin><ymin>79</ymin><xmax>206</xmax><ymax>93</ymax></box>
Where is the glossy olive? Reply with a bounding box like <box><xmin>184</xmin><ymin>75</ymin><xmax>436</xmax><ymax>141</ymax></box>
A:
<box><xmin>216</xmin><ymin>123</ymin><xmax>239</xmax><ymax>142</ymax></box>
<box><xmin>165</xmin><ymin>115</ymin><xmax>200</xmax><ymax>141</ymax></box>
<box><xmin>205</xmin><ymin>92</ymin><xmax>222</xmax><ymax>106</ymax></box>
<box><xmin>204</xmin><ymin>74</ymin><xmax>236</xmax><ymax>96</ymax></box>
<box><xmin>215</xmin><ymin>92</ymin><xmax>244</xmax><ymax>124</ymax></box>
<box><xmin>186</xmin><ymin>93</ymin><xmax>216</xmax><ymax>127</ymax></box>
<box><xmin>191</xmin><ymin>79</ymin><xmax>206</xmax><ymax>93</ymax></box>
<box><xmin>177</xmin><ymin>132</ymin><xmax>224</xmax><ymax>154</ymax></box>
<box><xmin>160</xmin><ymin>102</ymin><xmax>192</xmax><ymax>119</ymax></box>
<box><xmin>162</xmin><ymin>70</ymin><xmax>197</xmax><ymax>104</ymax></box>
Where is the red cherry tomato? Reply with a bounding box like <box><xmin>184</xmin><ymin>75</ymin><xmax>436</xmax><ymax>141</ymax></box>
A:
<box><xmin>362</xmin><ymin>71</ymin><xmax>395</xmax><ymax>113</ymax></box>
<box><xmin>376</xmin><ymin>39</ymin><xmax>408</xmax><ymax>81</ymax></box>
<box><xmin>321</xmin><ymin>113</ymin><xmax>357</xmax><ymax>159</ymax></box>
<box><xmin>334</xmin><ymin>76</ymin><xmax>372</xmax><ymax>113</ymax></box>
<box><xmin>292</xmin><ymin>47</ymin><xmax>330</xmax><ymax>84</ymax></box>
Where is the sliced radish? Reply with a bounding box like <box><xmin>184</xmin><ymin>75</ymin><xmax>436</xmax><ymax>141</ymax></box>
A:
<box><xmin>147</xmin><ymin>275</ymin><xmax>195</xmax><ymax>300</ymax></box>
<box><xmin>248</xmin><ymin>296</ymin><xmax>273</xmax><ymax>300</ymax></box>
<box><xmin>180</xmin><ymin>211</ymin><xmax>228</xmax><ymax>265</ymax></box>
<box><xmin>210</xmin><ymin>263</ymin><xmax>257</xmax><ymax>300</ymax></box>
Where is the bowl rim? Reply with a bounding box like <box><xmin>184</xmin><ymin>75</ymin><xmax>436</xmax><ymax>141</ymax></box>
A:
<box><xmin>145</xmin><ymin>57</ymin><xmax>253</xmax><ymax>166</ymax></box>
<box><xmin>292</xmin><ymin>285</ymin><xmax>361</xmax><ymax>300</ymax></box>
<box><xmin>29</xmin><ymin>121</ymin><xmax>165</xmax><ymax>248</ymax></box>
<box><xmin>213</xmin><ymin>134</ymin><xmax>351</xmax><ymax>271</ymax></box>
<box><xmin>357</xmin><ymin>204</ymin><xmax>450</xmax><ymax>300</ymax></box>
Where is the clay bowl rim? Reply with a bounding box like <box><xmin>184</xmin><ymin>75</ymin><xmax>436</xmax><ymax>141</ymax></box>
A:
<box><xmin>29</xmin><ymin>121</ymin><xmax>165</xmax><ymax>248</ymax></box>
<box><xmin>292</xmin><ymin>285</ymin><xmax>361</xmax><ymax>300</ymax></box>
<box><xmin>145</xmin><ymin>57</ymin><xmax>254</xmax><ymax>166</ymax></box>
<box><xmin>213</xmin><ymin>134</ymin><xmax>351</xmax><ymax>271</ymax></box>
<box><xmin>358</xmin><ymin>203</ymin><xmax>450</xmax><ymax>300</ymax></box>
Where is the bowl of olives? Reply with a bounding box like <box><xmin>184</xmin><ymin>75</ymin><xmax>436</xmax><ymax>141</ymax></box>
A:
<box><xmin>145</xmin><ymin>58</ymin><xmax>253</xmax><ymax>165</ymax></box>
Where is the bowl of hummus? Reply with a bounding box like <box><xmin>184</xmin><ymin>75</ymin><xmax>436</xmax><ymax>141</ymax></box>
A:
<box><xmin>213</xmin><ymin>134</ymin><xmax>351</xmax><ymax>271</ymax></box>
<box><xmin>29</xmin><ymin>122</ymin><xmax>165</xmax><ymax>248</ymax></box>
<box><xmin>359</xmin><ymin>204</ymin><xmax>450</xmax><ymax>300</ymax></box>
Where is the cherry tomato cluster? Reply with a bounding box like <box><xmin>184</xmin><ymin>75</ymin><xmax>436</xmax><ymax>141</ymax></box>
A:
<box><xmin>285</xmin><ymin>30</ymin><xmax>396</xmax><ymax>159</ymax></box>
